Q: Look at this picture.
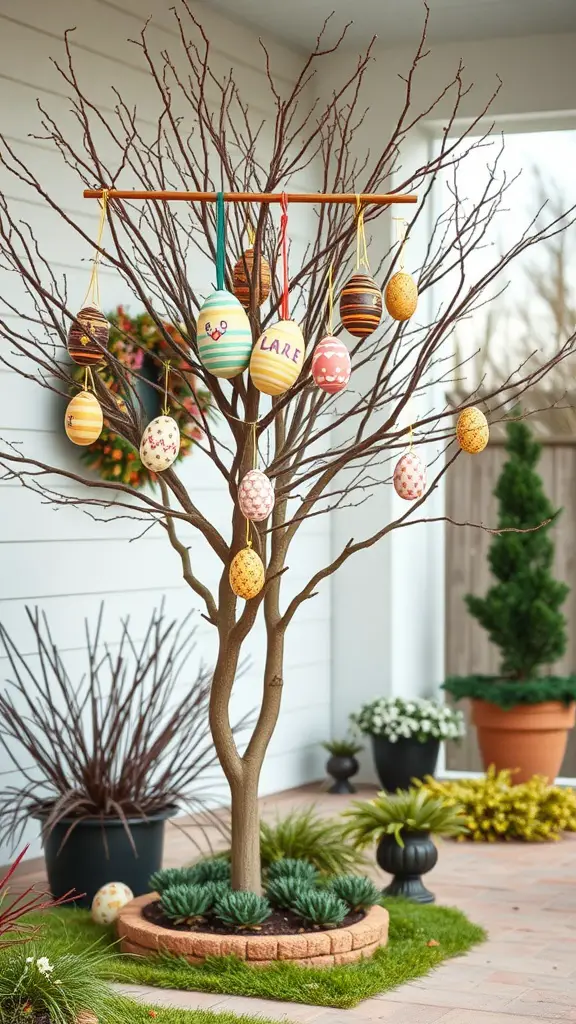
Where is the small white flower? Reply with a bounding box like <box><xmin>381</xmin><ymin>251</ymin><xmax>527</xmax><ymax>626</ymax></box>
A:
<box><xmin>26</xmin><ymin>958</ymin><xmax>33</xmax><ymax>964</ymax></box>
<box><xmin>36</xmin><ymin>957</ymin><xmax>54</xmax><ymax>975</ymax></box>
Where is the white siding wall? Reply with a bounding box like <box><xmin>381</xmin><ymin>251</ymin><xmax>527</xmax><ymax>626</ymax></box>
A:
<box><xmin>0</xmin><ymin>0</ymin><xmax>330</xmax><ymax>862</ymax></box>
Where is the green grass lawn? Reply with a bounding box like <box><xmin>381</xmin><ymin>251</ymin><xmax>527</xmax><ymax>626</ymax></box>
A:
<box><xmin>109</xmin><ymin>998</ymin><xmax>280</xmax><ymax>1024</ymax></box>
<box><xmin>31</xmin><ymin>899</ymin><xmax>485</xmax><ymax>1010</ymax></box>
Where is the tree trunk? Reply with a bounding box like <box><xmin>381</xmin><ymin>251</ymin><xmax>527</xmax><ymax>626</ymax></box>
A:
<box><xmin>230</xmin><ymin>771</ymin><xmax>262</xmax><ymax>892</ymax></box>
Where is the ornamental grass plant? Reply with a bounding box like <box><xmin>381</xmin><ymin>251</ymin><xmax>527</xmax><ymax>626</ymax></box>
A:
<box><xmin>343</xmin><ymin>789</ymin><xmax>468</xmax><ymax>848</ymax></box>
<box><xmin>415</xmin><ymin>768</ymin><xmax>576</xmax><ymax>841</ymax></box>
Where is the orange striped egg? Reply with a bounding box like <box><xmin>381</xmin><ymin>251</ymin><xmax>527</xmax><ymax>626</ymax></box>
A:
<box><xmin>339</xmin><ymin>273</ymin><xmax>382</xmax><ymax>338</ymax></box>
<box><xmin>249</xmin><ymin>319</ymin><xmax>305</xmax><ymax>396</ymax></box>
<box><xmin>312</xmin><ymin>335</ymin><xmax>351</xmax><ymax>394</ymax></box>
<box><xmin>393</xmin><ymin>451</ymin><xmax>426</xmax><ymax>500</ymax></box>
<box><xmin>67</xmin><ymin>306</ymin><xmax>109</xmax><ymax>365</ymax></box>
<box><xmin>233</xmin><ymin>249</ymin><xmax>272</xmax><ymax>308</ymax></box>
<box><xmin>64</xmin><ymin>391</ymin><xmax>103</xmax><ymax>446</ymax></box>
<box><xmin>385</xmin><ymin>272</ymin><xmax>418</xmax><ymax>321</ymax></box>
<box><xmin>229</xmin><ymin>547</ymin><xmax>265</xmax><ymax>600</ymax></box>
<box><xmin>457</xmin><ymin>407</ymin><xmax>489</xmax><ymax>454</ymax></box>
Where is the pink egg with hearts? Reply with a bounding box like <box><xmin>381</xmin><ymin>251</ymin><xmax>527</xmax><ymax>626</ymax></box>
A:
<box><xmin>238</xmin><ymin>469</ymin><xmax>275</xmax><ymax>522</ymax></box>
<box><xmin>311</xmin><ymin>336</ymin><xmax>351</xmax><ymax>395</ymax></box>
<box><xmin>393</xmin><ymin>451</ymin><xmax>426</xmax><ymax>501</ymax></box>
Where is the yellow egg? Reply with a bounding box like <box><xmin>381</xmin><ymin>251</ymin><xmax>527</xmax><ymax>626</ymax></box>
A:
<box><xmin>457</xmin><ymin>407</ymin><xmax>489</xmax><ymax>454</ymax></box>
<box><xmin>91</xmin><ymin>882</ymin><xmax>133</xmax><ymax>925</ymax></box>
<box><xmin>249</xmin><ymin>320</ymin><xmax>305</xmax><ymax>396</ymax></box>
<box><xmin>229</xmin><ymin>547</ymin><xmax>265</xmax><ymax>600</ymax></box>
<box><xmin>65</xmin><ymin>391</ymin><xmax>103</xmax><ymax>446</ymax></box>
<box><xmin>385</xmin><ymin>272</ymin><xmax>418</xmax><ymax>321</ymax></box>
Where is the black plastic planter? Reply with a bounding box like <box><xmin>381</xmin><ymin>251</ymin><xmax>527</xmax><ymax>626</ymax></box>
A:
<box><xmin>35</xmin><ymin>806</ymin><xmax>177</xmax><ymax>907</ymax></box>
<box><xmin>371</xmin><ymin>735</ymin><xmax>440</xmax><ymax>792</ymax></box>
<box><xmin>326</xmin><ymin>754</ymin><xmax>359</xmax><ymax>794</ymax></box>
<box><xmin>377</xmin><ymin>830</ymin><xmax>438</xmax><ymax>903</ymax></box>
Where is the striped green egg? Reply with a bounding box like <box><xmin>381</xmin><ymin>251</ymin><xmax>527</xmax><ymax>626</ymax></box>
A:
<box><xmin>197</xmin><ymin>289</ymin><xmax>252</xmax><ymax>378</ymax></box>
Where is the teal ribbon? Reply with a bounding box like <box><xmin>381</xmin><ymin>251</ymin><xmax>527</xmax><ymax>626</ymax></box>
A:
<box><xmin>216</xmin><ymin>191</ymin><xmax>225</xmax><ymax>291</ymax></box>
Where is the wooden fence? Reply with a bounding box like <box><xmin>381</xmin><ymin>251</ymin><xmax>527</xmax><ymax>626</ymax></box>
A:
<box><xmin>444</xmin><ymin>438</ymin><xmax>576</xmax><ymax>777</ymax></box>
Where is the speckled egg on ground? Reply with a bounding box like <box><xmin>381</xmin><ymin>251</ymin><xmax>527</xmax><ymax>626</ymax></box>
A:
<box><xmin>393</xmin><ymin>451</ymin><xmax>426</xmax><ymax>500</ymax></box>
<box><xmin>238</xmin><ymin>469</ymin><xmax>275</xmax><ymax>521</ymax></box>
<box><xmin>91</xmin><ymin>882</ymin><xmax>133</xmax><ymax>925</ymax></box>
<box><xmin>139</xmin><ymin>415</ymin><xmax>180</xmax><ymax>472</ymax></box>
<box><xmin>311</xmin><ymin>335</ymin><xmax>351</xmax><ymax>394</ymax></box>
<box><xmin>197</xmin><ymin>289</ymin><xmax>252</xmax><ymax>378</ymax></box>
<box><xmin>457</xmin><ymin>406</ymin><xmax>489</xmax><ymax>454</ymax></box>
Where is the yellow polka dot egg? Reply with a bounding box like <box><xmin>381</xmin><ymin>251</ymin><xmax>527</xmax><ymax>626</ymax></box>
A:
<box><xmin>91</xmin><ymin>882</ymin><xmax>134</xmax><ymax>925</ymax></box>
<box><xmin>457</xmin><ymin>406</ymin><xmax>489</xmax><ymax>454</ymax></box>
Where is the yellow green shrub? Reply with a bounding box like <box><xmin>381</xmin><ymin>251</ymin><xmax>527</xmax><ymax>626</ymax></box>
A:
<box><xmin>415</xmin><ymin>768</ymin><xmax>576</xmax><ymax>842</ymax></box>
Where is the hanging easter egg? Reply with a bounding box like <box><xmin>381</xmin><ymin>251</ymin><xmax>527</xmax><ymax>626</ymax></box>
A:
<box><xmin>457</xmin><ymin>407</ymin><xmax>489</xmax><ymax>454</ymax></box>
<box><xmin>65</xmin><ymin>391</ymin><xmax>103</xmax><ymax>446</ymax></box>
<box><xmin>339</xmin><ymin>273</ymin><xmax>382</xmax><ymax>339</ymax></box>
<box><xmin>229</xmin><ymin>547</ymin><xmax>265</xmax><ymax>600</ymax></box>
<box><xmin>91</xmin><ymin>882</ymin><xmax>133</xmax><ymax>925</ymax></box>
<box><xmin>311</xmin><ymin>336</ymin><xmax>351</xmax><ymax>395</ymax></box>
<box><xmin>67</xmin><ymin>306</ymin><xmax>109</xmax><ymax>365</ymax></box>
<box><xmin>233</xmin><ymin>249</ymin><xmax>272</xmax><ymax>309</ymax></box>
<box><xmin>385</xmin><ymin>272</ymin><xmax>418</xmax><ymax>322</ymax></box>
<box><xmin>250</xmin><ymin>319</ymin><xmax>305</xmax><ymax>396</ymax></box>
<box><xmin>393</xmin><ymin>451</ymin><xmax>426</xmax><ymax>501</ymax></box>
<box><xmin>197</xmin><ymin>289</ymin><xmax>252</xmax><ymax>379</ymax></box>
<box><xmin>139</xmin><ymin>415</ymin><xmax>180</xmax><ymax>472</ymax></box>
<box><xmin>238</xmin><ymin>469</ymin><xmax>275</xmax><ymax>522</ymax></box>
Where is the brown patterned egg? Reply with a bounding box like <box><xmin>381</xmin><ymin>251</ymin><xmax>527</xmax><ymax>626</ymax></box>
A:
<box><xmin>67</xmin><ymin>305</ymin><xmax>109</xmax><ymax>365</ymax></box>
<box><xmin>339</xmin><ymin>273</ymin><xmax>382</xmax><ymax>338</ymax></box>
<box><xmin>229</xmin><ymin>547</ymin><xmax>265</xmax><ymax>600</ymax></box>
<box><xmin>233</xmin><ymin>249</ymin><xmax>272</xmax><ymax>308</ymax></box>
<box><xmin>238</xmin><ymin>469</ymin><xmax>275</xmax><ymax>522</ymax></box>
<box><xmin>393</xmin><ymin>451</ymin><xmax>426</xmax><ymax>500</ymax></box>
<box><xmin>64</xmin><ymin>391</ymin><xmax>103</xmax><ymax>446</ymax></box>
<box><xmin>456</xmin><ymin>407</ymin><xmax>489</xmax><ymax>454</ymax></box>
<box><xmin>385</xmin><ymin>272</ymin><xmax>418</xmax><ymax>321</ymax></box>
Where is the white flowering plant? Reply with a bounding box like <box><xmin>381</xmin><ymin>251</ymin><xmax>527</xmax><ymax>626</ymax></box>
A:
<box><xmin>351</xmin><ymin>697</ymin><xmax>466</xmax><ymax>744</ymax></box>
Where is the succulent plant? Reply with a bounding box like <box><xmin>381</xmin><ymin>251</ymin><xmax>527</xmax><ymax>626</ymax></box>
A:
<box><xmin>187</xmin><ymin>857</ymin><xmax>232</xmax><ymax>885</ymax></box>
<box><xmin>213</xmin><ymin>890</ymin><xmax>271</xmax><ymax>930</ymax></box>
<box><xmin>160</xmin><ymin>883</ymin><xmax>212</xmax><ymax>925</ymax></box>
<box><xmin>266</xmin><ymin>857</ymin><xmax>318</xmax><ymax>886</ymax></box>
<box><xmin>265</xmin><ymin>875</ymin><xmax>311</xmax><ymax>911</ymax></box>
<box><xmin>328</xmin><ymin>874</ymin><xmax>381</xmax><ymax>911</ymax></box>
<box><xmin>293</xmin><ymin>889</ymin><xmax>348</xmax><ymax>929</ymax></box>
<box><xmin>149</xmin><ymin>867</ymin><xmax>196</xmax><ymax>894</ymax></box>
<box><xmin>203</xmin><ymin>879</ymin><xmax>231</xmax><ymax>906</ymax></box>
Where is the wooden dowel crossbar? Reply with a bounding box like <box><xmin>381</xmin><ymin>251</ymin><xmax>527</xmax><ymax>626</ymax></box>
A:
<box><xmin>83</xmin><ymin>189</ymin><xmax>418</xmax><ymax>205</ymax></box>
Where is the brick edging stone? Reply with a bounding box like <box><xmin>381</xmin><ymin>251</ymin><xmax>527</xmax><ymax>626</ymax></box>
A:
<box><xmin>117</xmin><ymin>893</ymin><xmax>389</xmax><ymax>967</ymax></box>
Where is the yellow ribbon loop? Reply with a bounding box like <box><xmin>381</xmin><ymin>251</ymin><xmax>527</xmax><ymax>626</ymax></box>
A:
<box><xmin>393</xmin><ymin>217</ymin><xmax>407</xmax><ymax>272</ymax></box>
<box><xmin>246</xmin><ymin>213</ymin><xmax>256</xmax><ymax>248</ymax></box>
<box><xmin>83</xmin><ymin>188</ymin><xmax>109</xmax><ymax>308</ymax></box>
<box><xmin>162</xmin><ymin>360</ymin><xmax>171</xmax><ymax>416</ymax></box>
<box><xmin>355</xmin><ymin>194</ymin><xmax>369</xmax><ymax>271</ymax></box>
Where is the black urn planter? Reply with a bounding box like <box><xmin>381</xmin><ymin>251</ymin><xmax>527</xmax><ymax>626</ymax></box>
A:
<box><xmin>371</xmin><ymin>735</ymin><xmax>440</xmax><ymax>792</ymax></box>
<box><xmin>35</xmin><ymin>806</ymin><xmax>177</xmax><ymax>907</ymax></box>
<box><xmin>326</xmin><ymin>754</ymin><xmax>359</xmax><ymax>794</ymax></box>
<box><xmin>377</xmin><ymin>831</ymin><xmax>438</xmax><ymax>904</ymax></box>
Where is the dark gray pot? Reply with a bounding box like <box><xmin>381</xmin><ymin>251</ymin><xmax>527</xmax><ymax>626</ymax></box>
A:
<box><xmin>371</xmin><ymin>735</ymin><xmax>440</xmax><ymax>792</ymax></box>
<box><xmin>377</xmin><ymin>830</ymin><xmax>438</xmax><ymax>903</ymax></box>
<box><xmin>326</xmin><ymin>754</ymin><xmax>359</xmax><ymax>794</ymax></box>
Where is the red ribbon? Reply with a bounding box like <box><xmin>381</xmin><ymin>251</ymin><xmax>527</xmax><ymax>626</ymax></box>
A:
<box><xmin>279</xmin><ymin>192</ymin><xmax>289</xmax><ymax>320</ymax></box>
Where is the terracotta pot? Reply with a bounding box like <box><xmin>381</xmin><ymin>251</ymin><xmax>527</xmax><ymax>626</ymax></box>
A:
<box><xmin>471</xmin><ymin>699</ymin><xmax>576</xmax><ymax>783</ymax></box>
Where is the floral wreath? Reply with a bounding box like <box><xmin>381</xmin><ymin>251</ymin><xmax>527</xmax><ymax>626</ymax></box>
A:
<box><xmin>72</xmin><ymin>306</ymin><xmax>212</xmax><ymax>488</ymax></box>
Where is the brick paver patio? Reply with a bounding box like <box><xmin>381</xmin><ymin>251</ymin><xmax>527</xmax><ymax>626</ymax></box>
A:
<box><xmin>20</xmin><ymin>782</ymin><xmax>576</xmax><ymax>1022</ymax></box>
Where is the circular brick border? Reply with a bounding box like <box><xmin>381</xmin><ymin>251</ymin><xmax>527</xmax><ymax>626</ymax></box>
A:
<box><xmin>117</xmin><ymin>894</ymin><xmax>389</xmax><ymax>968</ymax></box>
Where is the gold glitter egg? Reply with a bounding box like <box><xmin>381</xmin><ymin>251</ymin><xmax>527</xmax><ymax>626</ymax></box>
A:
<box><xmin>385</xmin><ymin>272</ymin><xmax>418</xmax><ymax>321</ymax></box>
<box><xmin>229</xmin><ymin>547</ymin><xmax>265</xmax><ymax>600</ymax></box>
<box><xmin>457</xmin><ymin>406</ymin><xmax>489</xmax><ymax>454</ymax></box>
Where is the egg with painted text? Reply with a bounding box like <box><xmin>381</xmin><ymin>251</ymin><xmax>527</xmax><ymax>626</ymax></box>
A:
<box><xmin>197</xmin><ymin>289</ymin><xmax>252</xmax><ymax>378</ymax></box>
<box><xmin>312</xmin><ymin>335</ymin><xmax>351</xmax><ymax>394</ymax></box>
<box><xmin>393</xmin><ymin>451</ymin><xmax>426</xmax><ymax>500</ymax></box>
<box><xmin>238</xmin><ymin>469</ymin><xmax>275</xmax><ymax>522</ymax></box>
<box><xmin>249</xmin><ymin>319</ymin><xmax>305</xmax><ymax>396</ymax></box>
<box><xmin>139</xmin><ymin>415</ymin><xmax>180</xmax><ymax>472</ymax></box>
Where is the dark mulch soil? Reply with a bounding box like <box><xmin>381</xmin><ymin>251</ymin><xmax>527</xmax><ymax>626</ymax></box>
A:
<box><xmin>142</xmin><ymin>899</ymin><xmax>365</xmax><ymax>936</ymax></box>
